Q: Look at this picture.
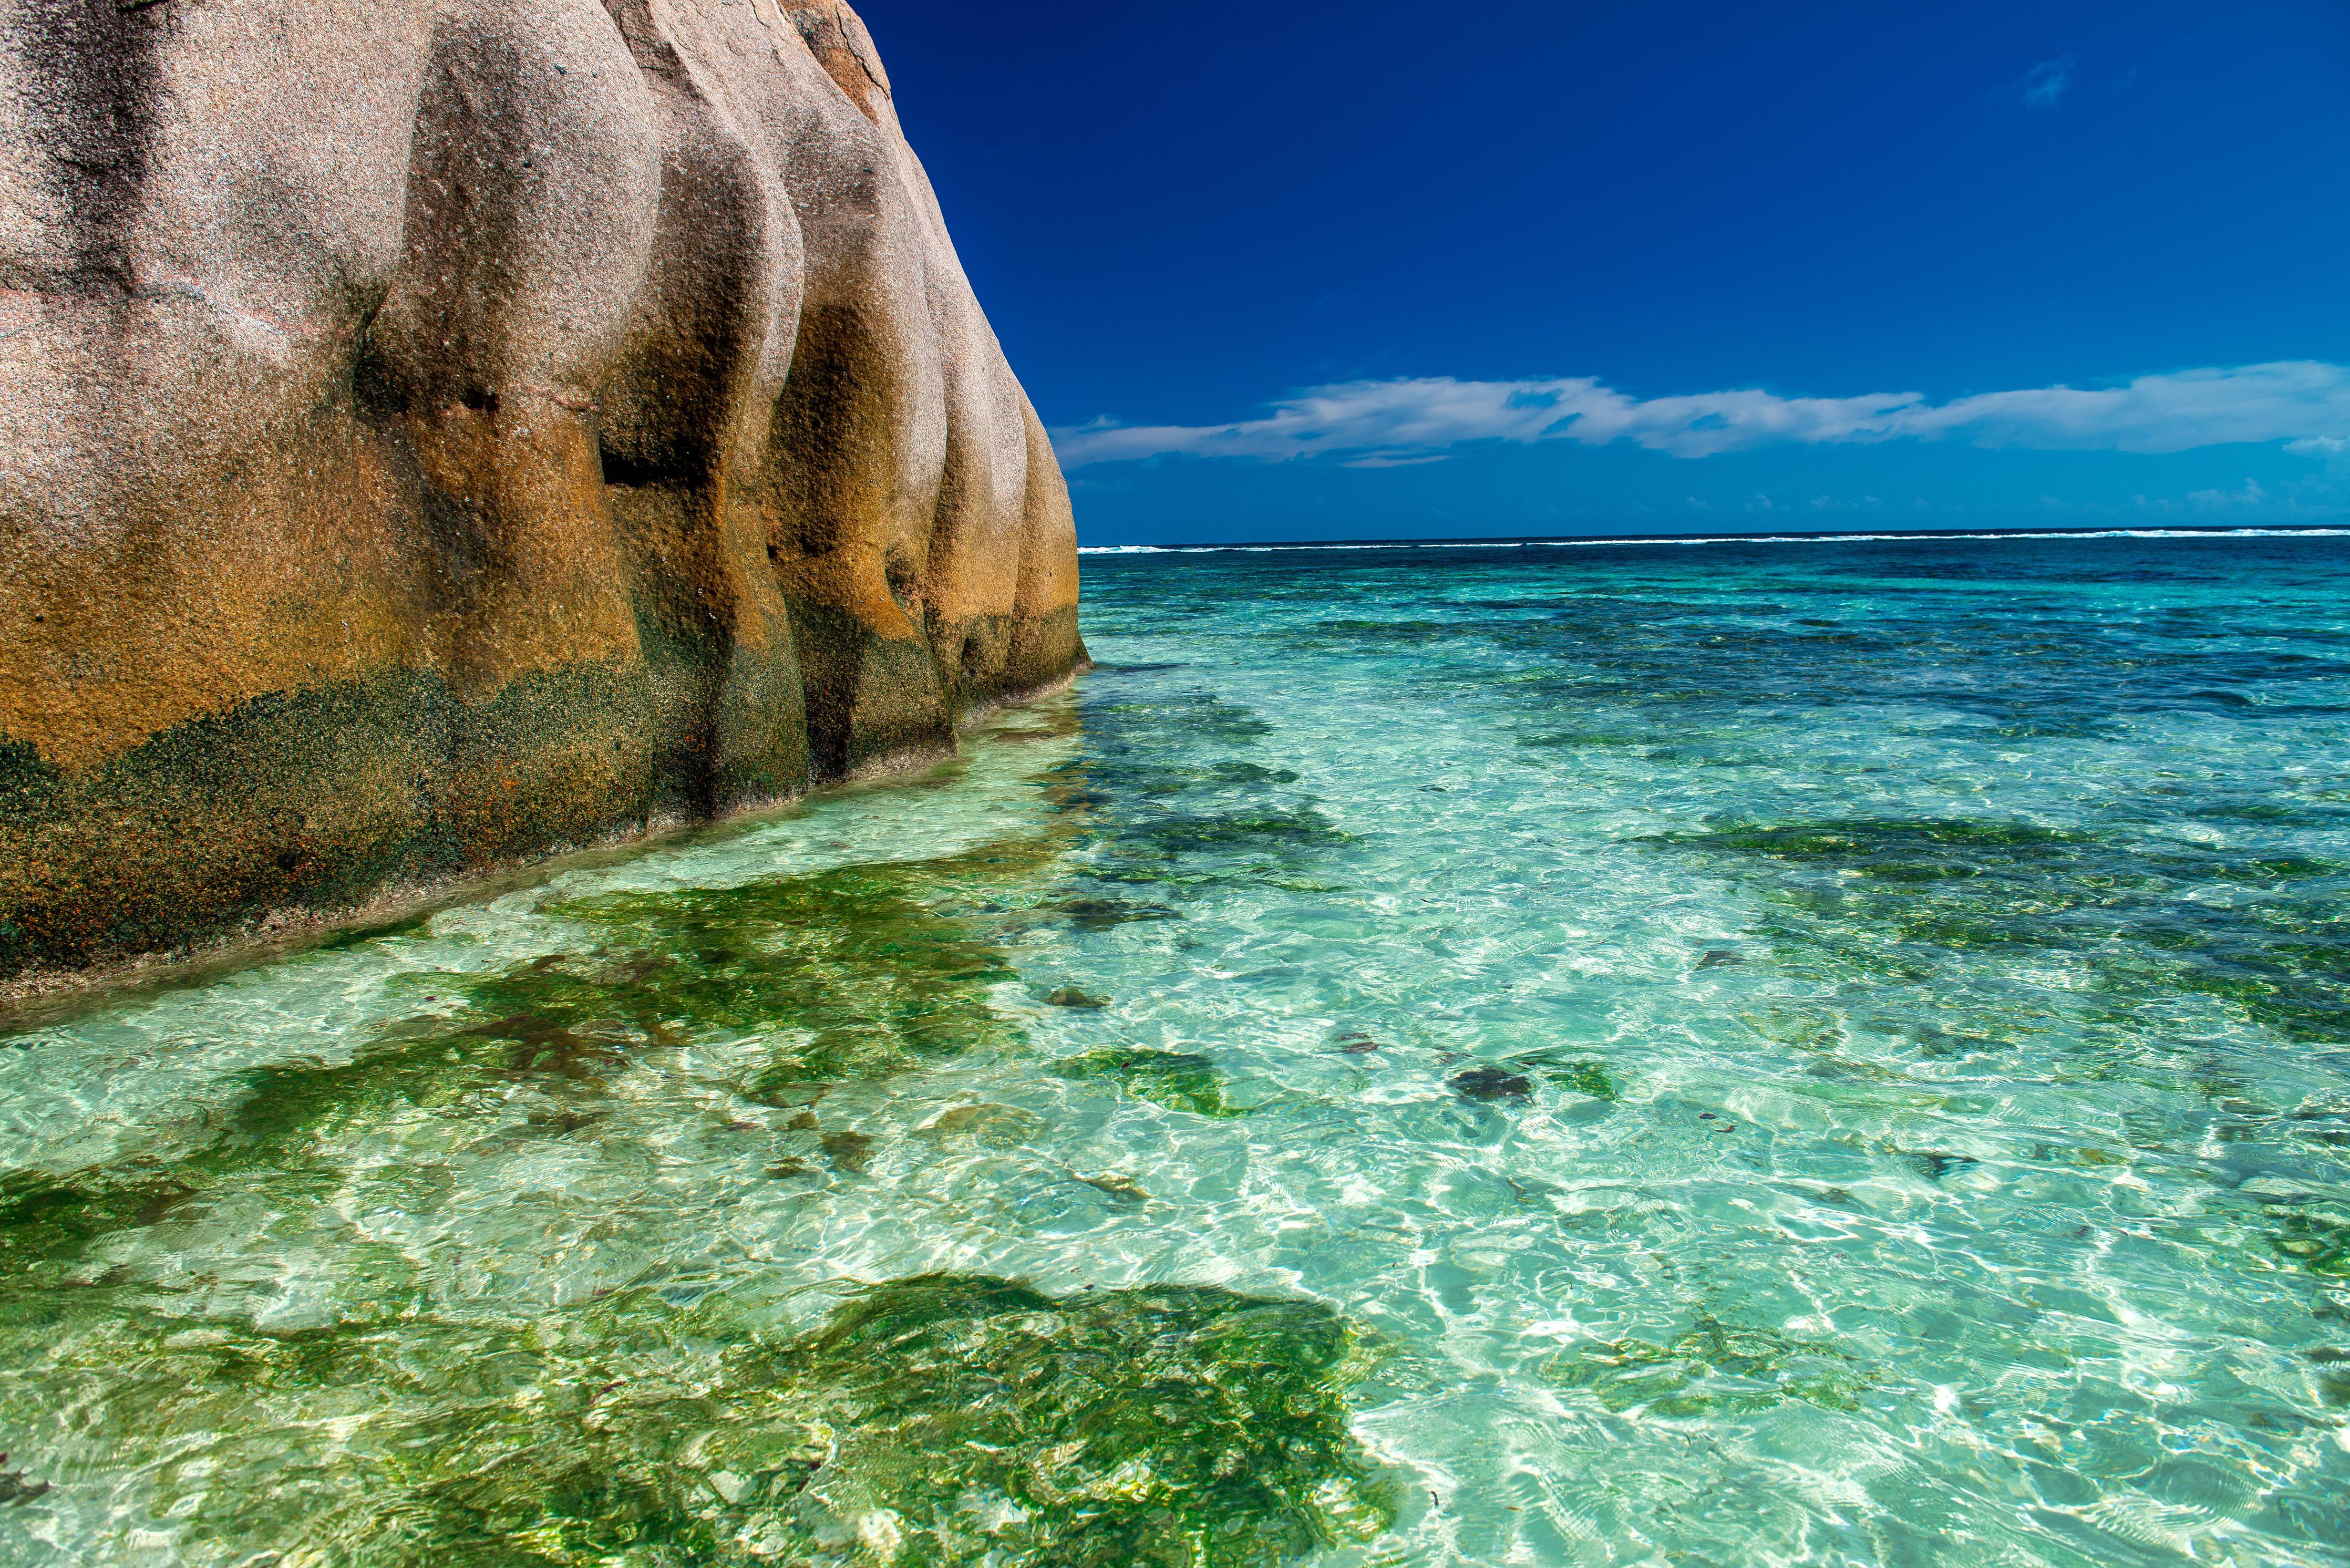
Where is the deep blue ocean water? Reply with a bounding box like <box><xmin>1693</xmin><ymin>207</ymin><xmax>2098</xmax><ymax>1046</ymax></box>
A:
<box><xmin>0</xmin><ymin>532</ymin><xmax>2346</xmax><ymax>1565</ymax></box>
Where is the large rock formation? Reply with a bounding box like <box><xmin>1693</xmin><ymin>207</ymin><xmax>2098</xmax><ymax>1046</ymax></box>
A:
<box><xmin>0</xmin><ymin>0</ymin><xmax>1085</xmax><ymax>982</ymax></box>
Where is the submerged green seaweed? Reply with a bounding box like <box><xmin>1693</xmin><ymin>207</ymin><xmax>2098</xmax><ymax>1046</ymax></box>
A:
<box><xmin>1055</xmin><ymin>1048</ymin><xmax>1251</xmax><ymax>1118</ymax></box>
<box><xmin>2269</xmin><ymin>1211</ymin><xmax>2350</xmax><ymax>1277</ymax></box>
<box><xmin>0</xmin><ymin>841</ymin><xmax>1067</xmax><ymax>1287</ymax></box>
<box><xmin>1503</xmin><ymin>1048</ymin><xmax>1619</xmax><ymax>1101</ymax></box>
<box><xmin>449</xmin><ymin>843</ymin><xmax>1056</xmax><ymax>1095</ymax></box>
<box><xmin>0</xmin><ymin>822</ymin><xmax>1374</xmax><ymax>1562</ymax></box>
<box><xmin>1</xmin><ymin>1274</ymin><xmax>1390</xmax><ymax>1567</ymax></box>
<box><xmin>1544</xmin><ymin>1316</ymin><xmax>1875</xmax><ymax>1418</ymax></box>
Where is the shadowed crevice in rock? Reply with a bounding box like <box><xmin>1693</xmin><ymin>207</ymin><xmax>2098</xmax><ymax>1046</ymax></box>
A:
<box><xmin>5</xmin><ymin>0</ymin><xmax>164</xmax><ymax>293</ymax></box>
<box><xmin>785</xmin><ymin>600</ymin><xmax>953</xmax><ymax>780</ymax></box>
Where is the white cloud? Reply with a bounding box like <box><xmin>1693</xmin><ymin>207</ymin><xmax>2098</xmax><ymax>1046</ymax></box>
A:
<box><xmin>1053</xmin><ymin>362</ymin><xmax>2350</xmax><ymax>469</ymax></box>
<box><xmin>2021</xmin><ymin>56</ymin><xmax>2076</xmax><ymax>108</ymax></box>
<box><xmin>2287</xmin><ymin>435</ymin><xmax>2350</xmax><ymax>473</ymax></box>
<box><xmin>2187</xmin><ymin>479</ymin><xmax>2271</xmax><ymax>510</ymax></box>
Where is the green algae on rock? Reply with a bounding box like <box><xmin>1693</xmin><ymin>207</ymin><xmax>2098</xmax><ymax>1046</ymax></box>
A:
<box><xmin>2268</xmin><ymin>1211</ymin><xmax>2350</xmax><ymax>1278</ymax></box>
<box><xmin>1499</xmin><ymin>1048</ymin><xmax>1619</xmax><ymax>1101</ymax></box>
<box><xmin>762</xmin><ymin>1274</ymin><xmax>1395</xmax><ymax>1566</ymax></box>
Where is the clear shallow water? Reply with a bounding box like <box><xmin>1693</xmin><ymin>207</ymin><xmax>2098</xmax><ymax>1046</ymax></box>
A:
<box><xmin>2</xmin><ymin>534</ymin><xmax>2348</xmax><ymax>1565</ymax></box>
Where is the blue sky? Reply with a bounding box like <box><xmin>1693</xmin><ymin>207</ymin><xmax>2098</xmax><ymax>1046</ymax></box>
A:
<box><xmin>873</xmin><ymin>1</ymin><xmax>2350</xmax><ymax>545</ymax></box>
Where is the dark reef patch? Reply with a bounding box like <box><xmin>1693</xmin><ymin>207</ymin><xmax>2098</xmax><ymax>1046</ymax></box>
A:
<box><xmin>1647</xmin><ymin>816</ymin><xmax>2350</xmax><ymax>1047</ymax></box>
<box><xmin>1043</xmin><ymin>685</ymin><xmax>1354</xmax><ymax>913</ymax></box>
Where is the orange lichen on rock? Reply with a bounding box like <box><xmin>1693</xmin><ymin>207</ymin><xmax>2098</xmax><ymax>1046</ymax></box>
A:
<box><xmin>0</xmin><ymin>0</ymin><xmax>1085</xmax><ymax>982</ymax></box>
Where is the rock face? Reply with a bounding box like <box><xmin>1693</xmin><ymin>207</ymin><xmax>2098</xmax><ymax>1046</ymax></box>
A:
<box><xmin>0</xmin><ymin>0</ymin><xmax>1085</xmax><ymax>982</ymax></box>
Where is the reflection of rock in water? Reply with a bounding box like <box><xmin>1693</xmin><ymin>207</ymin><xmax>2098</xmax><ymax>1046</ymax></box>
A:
<box><xmin>1045</xmin><ymin>688</ymin><xmax>1348</xmax><ymax>904</ymax></box>
<box><xmin>300</xmin><ymin>1274</ymin><xmax>1393</xmax><ymax>1566</ymax></box>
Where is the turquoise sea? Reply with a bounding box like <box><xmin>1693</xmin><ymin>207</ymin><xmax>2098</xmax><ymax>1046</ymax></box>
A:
<box><xmin>2</xmin><ymin>531</ymin><xmax>2347</xmax><ymax>1566</ymax></box>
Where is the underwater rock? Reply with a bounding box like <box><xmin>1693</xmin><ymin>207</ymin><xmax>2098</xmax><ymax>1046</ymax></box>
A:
<box><xmin>1499</xmin><ymin>1048</ymin><xmax>1617</xmax><ymax>1100</ymax></box>
<box><xmin>1450</xmin><ymin>1066</ymin><xmax>1533</xmax><ymax>1102</ymax></box>
<box><xmin>1909</xmin><ymin>1150</ymin><xmax>1978</xmax><ymax>1182</ymax></box>
<box><xmin>819</xmin><ymin>1129</ymin><xmax>873</xmax><ymax>1173</ymax></box>
<box><xmin>1053</xmin><ymin>898</ymin><xmax>1180</xmax><ymax>931</ymax></box>
<box><xmin>919</xmin><ymin>1103</ymin><xmax>1046</xmax><ymax>1147</ymax></box>
<box><xmin>0</xmin><ymin>0</ymin><xmax>1085</xmax><ymax>983</ymax></box>
<box><xmin>0</xmin><ymin>1456</ymin><xmax>47</xmax><ymax>1507</ymax></box>
<box><xmin>1073</xmin><ymin>1170</ymin><xmax>1151</xmax><ymax>1204</ymax></box>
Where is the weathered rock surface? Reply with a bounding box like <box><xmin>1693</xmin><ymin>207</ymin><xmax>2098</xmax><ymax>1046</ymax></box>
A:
<box><xmin>0</xmin><ymin>0</ymin><xmax>1085</xmax><ymax>981</ymax></box>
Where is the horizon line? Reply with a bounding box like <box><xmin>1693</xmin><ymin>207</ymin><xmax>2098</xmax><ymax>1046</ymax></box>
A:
<box><xmin>1076</xmin><ymin>522</ymin><xmax>2350</xmax><ymax>555</ymax></box>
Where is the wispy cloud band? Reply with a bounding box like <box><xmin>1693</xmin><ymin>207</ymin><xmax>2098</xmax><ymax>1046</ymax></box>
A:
<box><xmin>2019</xmin><ymin>54</ymin><xmax>2077</xmax><ymax>108</ymax></box>
<box><xmin>1053</xmin><ymin>361</ymin><xmax>2350</xmax><ymax>469</ymax></box>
